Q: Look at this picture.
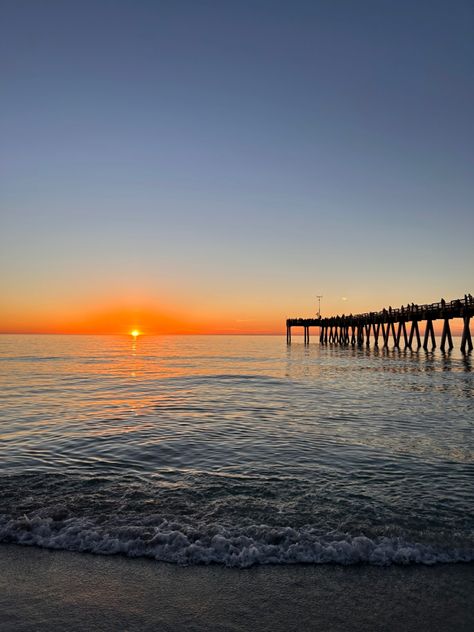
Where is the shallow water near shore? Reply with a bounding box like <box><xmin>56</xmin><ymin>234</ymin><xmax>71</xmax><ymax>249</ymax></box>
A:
<box><xmin>0</xmin><ymin>334</ymin><xmax>472</xmax><ymax>566</ymax></box>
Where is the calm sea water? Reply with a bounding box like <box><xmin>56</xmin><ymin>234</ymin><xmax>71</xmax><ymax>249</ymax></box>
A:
<box><xmin>0</xmin><ymin>335</ymin><xmax>472</xmax><ymax>566</ymax></box>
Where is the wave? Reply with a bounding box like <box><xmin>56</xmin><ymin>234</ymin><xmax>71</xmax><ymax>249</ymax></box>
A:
<box><xmin>1</xmin><ymin>515</ymin><xmax>472</xmax><ymax>567</ymax></box>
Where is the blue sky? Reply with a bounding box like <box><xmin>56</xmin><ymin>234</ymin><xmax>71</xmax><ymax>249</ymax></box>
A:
<box><xmin>1</xmin><ymin>0</ymin><xmax>473</xmax><ymax>332</ymax></box>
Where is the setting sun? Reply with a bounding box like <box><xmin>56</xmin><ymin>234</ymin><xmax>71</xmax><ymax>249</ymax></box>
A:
<box><xmin>130</xmin><ymin>329</ymin><xmax>141</xmax><ymax>337</ymax></box>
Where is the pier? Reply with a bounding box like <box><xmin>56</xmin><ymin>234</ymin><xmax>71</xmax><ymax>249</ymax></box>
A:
<box><xmin>286</xmin><ymin>296</ymin><xmax>474</xmax><ymax>353</ymax></box>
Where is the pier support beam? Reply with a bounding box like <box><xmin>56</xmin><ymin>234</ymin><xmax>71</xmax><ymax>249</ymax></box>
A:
<box><xmin>408</xmin><ymin>321</ymin><xmax>421</xmax><ymax>350</ymax></box>
<box><xmin>423</xmin><ymin>319</ymin><xmax>436</xmax><ymax>351</ymax></box>
<box><xmin>394</xmin><ymin>322</ymin><xmax>402</xmax><ymax>349</ymax></box>
<box><xmin>461</xmin><ymin>316</ymin><xmax>473</xmax><ymax>353</ymax></box>
<box><xmin>391</xmin><ymin>321</ymin><xmax>398</xmax><ymax>348</ymax></box>
<box><xmin>374</xmin><ymin>324</ymin><xmax>380</xmax><ymax>347</ymax></box>
<box><xmin>287</xmin><ymin>325</ymin><xmax>291</xmax><ymax>344</ymax></box>
<box><xmin>344</xmin><ymin>325</ymin><xmax>350</xmax><ymax>345</ymax></box>
<box><xmin>401</xmin><ymin>322</ymin><xmax>408</xmax><ymax>348</ymax></box>
<box><xmin>440</xmin><ymin>318</ymin><xmax>453</xmax><ymax>352</ymax></box>
<box><xmin>365</xmin><ymin>323</ymin><xmax>371</xmax><ymax>346</ymax></box>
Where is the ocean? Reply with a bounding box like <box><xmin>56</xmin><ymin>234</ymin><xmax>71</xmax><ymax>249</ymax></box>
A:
<box><xmin>0</xmin><ymin>334</ymin><xmax>472</xmax><ymax>567</ymax></box>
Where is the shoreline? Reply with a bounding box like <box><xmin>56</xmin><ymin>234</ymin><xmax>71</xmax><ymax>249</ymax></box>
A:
<box><xmin>1</xmin><ymin>544</ymin><xmax>472</xmax><ymax>631</ymax></box>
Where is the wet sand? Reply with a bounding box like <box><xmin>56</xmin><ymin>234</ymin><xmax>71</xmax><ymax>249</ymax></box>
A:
<box><xmin>0</xmin><ymin>544</ymin><xmax>472</xmax><ymax>631</ymax></box>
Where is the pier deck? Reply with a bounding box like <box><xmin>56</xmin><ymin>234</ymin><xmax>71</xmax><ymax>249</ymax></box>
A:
<box><xmin>286</xmin><ymin>296</ymin><xmax>474</xmax><ymax>352</ymax></box>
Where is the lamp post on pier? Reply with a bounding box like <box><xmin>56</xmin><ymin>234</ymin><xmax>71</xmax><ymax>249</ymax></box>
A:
<box><xmin>316</xmin><ymin>295</ymin><xmax>323</xmax><ymax>319</ymax></box>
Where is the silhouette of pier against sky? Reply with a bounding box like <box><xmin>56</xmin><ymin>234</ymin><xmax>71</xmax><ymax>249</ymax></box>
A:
<box><xmin>287</xmin><ymin>295</ymin><xmax>474</xmax><ymax>353</ymax></box>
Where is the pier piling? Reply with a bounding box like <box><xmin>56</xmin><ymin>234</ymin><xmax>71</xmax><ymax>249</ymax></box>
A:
<box><xmin>461</xmin><ymin>316</ymin><xmax>473</xmax><ymax>353</ymax></box>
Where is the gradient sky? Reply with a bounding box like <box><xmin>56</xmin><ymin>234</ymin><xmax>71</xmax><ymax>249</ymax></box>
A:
<box><xmin>1</xmin><ymin>0</ymin><xmax>473</xmax><ymax>334</ymax></box>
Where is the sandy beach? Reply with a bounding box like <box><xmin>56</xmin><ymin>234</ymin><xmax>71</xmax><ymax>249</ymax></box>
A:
<box><xmin>0</xmin><ymin>544</ymin><xmax>472</xmax><ymax>631</ymax></box>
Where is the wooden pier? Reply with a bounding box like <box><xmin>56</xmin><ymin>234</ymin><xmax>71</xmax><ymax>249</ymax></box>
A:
<box><xmin>286</xmin><ymin>296</ymin><xmax>474</xmax><ymax>353</ymax></box>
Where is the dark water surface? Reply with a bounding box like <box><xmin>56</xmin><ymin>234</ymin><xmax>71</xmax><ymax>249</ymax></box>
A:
<box><xmin>0</xmin><ymin>335</ymin><xmax>472</xmax><ymax>566</ymax></box>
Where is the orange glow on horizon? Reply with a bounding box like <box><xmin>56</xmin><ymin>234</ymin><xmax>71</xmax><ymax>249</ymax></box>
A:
<box><xmin>0</xmin><ymin>297</ymin><xmax>286</xmax><ymax>335</ymax></box>
<box><xmin>0</xmin><ymin>291</ymin><xmax>467</xmax><ymax>336</ymax></box>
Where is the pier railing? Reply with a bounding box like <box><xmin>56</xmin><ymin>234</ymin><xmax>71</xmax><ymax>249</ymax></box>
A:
<box><xmin>286</xmin><ymin>295</ymin><xmax>474</xmax><ymax>353</ymax></box>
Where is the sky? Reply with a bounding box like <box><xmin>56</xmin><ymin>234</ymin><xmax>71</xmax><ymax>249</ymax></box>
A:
<box><xmin>1</xmin><ymin>0</ymin><xmax>473</xmax><ymax>334</ymax></box>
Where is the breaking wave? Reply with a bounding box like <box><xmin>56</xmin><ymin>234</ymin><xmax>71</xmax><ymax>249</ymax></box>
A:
<box><xmin>1</xmin><ymin>514</ymin><xmax>473</xmax><ymax>567</ymax></box>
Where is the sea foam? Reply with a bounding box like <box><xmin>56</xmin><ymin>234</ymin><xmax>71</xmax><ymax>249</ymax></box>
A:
<box><xmin>1</xmin><ymin>515</ymin><xmax>472</xmax><ymax>567</ymax></box>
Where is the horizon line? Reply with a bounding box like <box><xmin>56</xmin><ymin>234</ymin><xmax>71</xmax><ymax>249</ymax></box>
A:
<box><xmin>0</xmin><ymin>331</ymin><xmax>285</xmax><ymax>336</ymax></box>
